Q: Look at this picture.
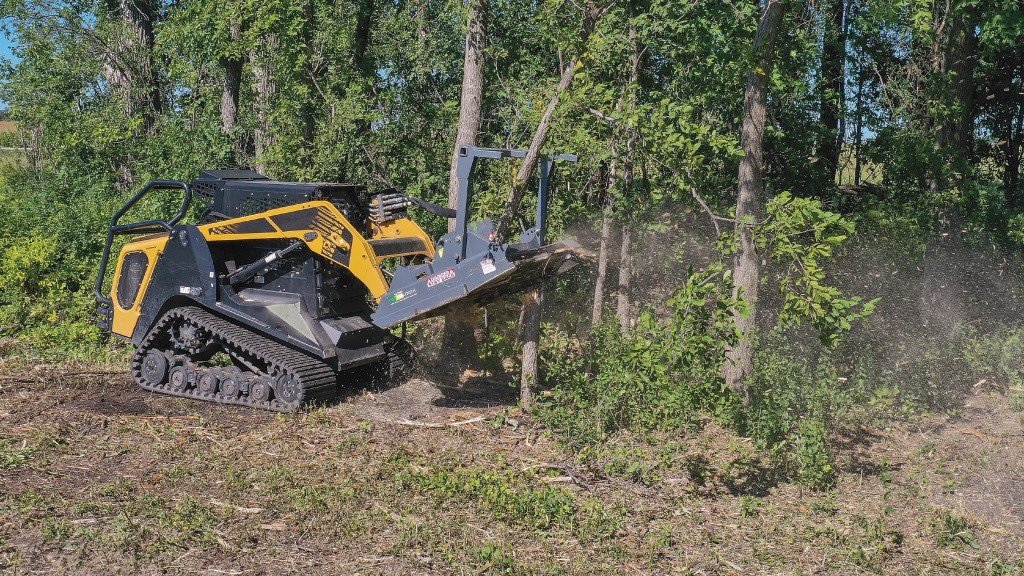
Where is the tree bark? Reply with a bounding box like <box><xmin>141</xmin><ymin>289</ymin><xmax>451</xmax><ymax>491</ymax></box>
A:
<box><xmin>818</xmin><ymin>0</ymin><xmax>845</xmax><ymax>187</ymax></box>
<box><xmin>722</xmin><ymin>0</ymin><xmax>785</xmax><ymax>405</ymax></box>
<box><xmin>615</xmin><ymin>7</ymin><xmax>640</xmax><ymax>329</ymax></box>
<box><xmin>493</xmin><ymin>60</ymin><xmax>577</xmax><ymax>243</ymax></box>
<box><xmin>300</xmin><ymin>0</ymin><xmax>319</xmax><ymax>146</ymax></box>
<box><xmin>930</xmin><ymin>0</ymin><xmax>978</xmax><ymax>195</ymax></box>
<box><xmin>351</xmin><ymin>0</ymin><xmax>375</xmax><ymax>75</ymax></box>
<box><xmin>102</xmin><ymin>0</ymin><xmax>162</xmax><ymax>131</ymax></box>
<box><xmin>220</xmin><ymin>20</ymin><xmax>244</xmax><ymax>163</ymax></box>
<box><xmin>520</xmin><ymin>287</ymin><xmax>543</xmax><ymax>410</ymax></box>
<box><xmin>251</xmin><ymin>36</ymin><xmax>278</xmax><ymax>175</ymax></box>
<box><xmin>440</xmin><ymin>0</ymin><xmax>489</xmax><ymax>376</ymax></box>
<box><xmin>591</xmin><ymin>200</ymin><xmax>613</xmax><ymax>326</ymax></box>
<box><xmin>447</xmin><ymin>0</ymin><xmax>487</xmax><ymax>227</ymax></box>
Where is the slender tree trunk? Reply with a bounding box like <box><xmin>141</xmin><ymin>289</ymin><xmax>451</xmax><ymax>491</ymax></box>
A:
<box><xmin>616</xmin><ymin>8</ymin><xmax>640</xmax><ymax>329</ymax></box>
<box><xmin>520</xmin><ymin>287</ymin><xmax>543</xmax><ymax>410</ymax></box>
<box><xmin>440</xmin><ymin>0</ymin><xmax>489</xmax><ymax>376</ymax></box>
<box><xmin>854</xmin><ymin>57</ymin><xmax>864</xmax><ymax>185</ymax></box>
<box><xmin>616</xmin><ymin>225</ymin><xmax>632</xmax><ymax>328</ymax></box>
<box><xmin>493</xmin><ymin>2</ymin><xmax>606</xmax><ymax>242</ymax></box>
<box><xmin>818</xmin><ymin>0</ymin><xmax>845</xmax><ymax>187</ymax></box>
<box><xmin>591</xmin><ymin>201</ymin><xmax>613</xmax><ymax>326</ymax></box>
<box><xmin>1006</xmin><ymin>101</ymin><xmax>1024</xmax><ymax>208</ymax></box>
<box><xmin>493</xmin><ymin>60</ymin><xmax>577</xmax><ymax>243</ymax></box>
<box><xmin>300</xmin><ymin>0</ymin><xmax>318</xmax><ymax>146</ymax></box>
<box><xmin>723</xmin><ymin>0</ymin><xmax>785</xmax><ymax>405</ymax></box>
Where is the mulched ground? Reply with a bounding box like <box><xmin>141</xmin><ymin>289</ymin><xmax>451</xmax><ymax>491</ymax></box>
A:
<box><xmin>0</xmin><ymin>360</ymin><xmax>1021</xmax><ymax>575</ymax></box>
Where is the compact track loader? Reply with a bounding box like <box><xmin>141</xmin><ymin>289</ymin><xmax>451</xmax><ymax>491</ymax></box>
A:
<box><xmin>95</xmin><ymin>146</ymin><xmax>580</xmax><ymax>411</ymax></box>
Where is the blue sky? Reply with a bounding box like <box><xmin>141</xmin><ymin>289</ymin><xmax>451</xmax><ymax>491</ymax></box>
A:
<box><xmin>0</xmin><ymin>27</ymin><xmax>17</xmax><ymax>63</ymax></box>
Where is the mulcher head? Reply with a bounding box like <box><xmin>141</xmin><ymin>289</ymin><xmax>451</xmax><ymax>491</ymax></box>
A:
<box><xmin>370</xmin><ymin>145</ymin><xmax>582</xmax><ymax>329</ymax></box>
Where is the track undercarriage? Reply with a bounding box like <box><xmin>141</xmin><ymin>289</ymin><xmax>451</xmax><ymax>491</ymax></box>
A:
<box><xmin>131</xmin><ymin>306</ymin><xmax>403</xmax><ymax>411</ymax></box>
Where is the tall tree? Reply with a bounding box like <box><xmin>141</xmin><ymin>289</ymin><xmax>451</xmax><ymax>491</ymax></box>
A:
<box><xmin>591</xmin><ymin>172</ymin><xmax>614</xmax><ymax>326</ymax></box>
<box><xmin>723</xmin><ymin>0</ymin><xmax>786</xmax><ymax>404</ymax></box>
<box><xmin>101</xmin><ymin>0</ymin><xmax>162</xmax><ymax>132</ymax></box>
<box><xmin>220</xmin><ymin>8</ymin><xmax>245</xmax><ymax>163</ymax></box>
<box><xmin>493</xmin><ymin>0</ymin><xmax>609</xmax><ymax>243</ymax></box>
<box><xmin>818</xmin><ymin>0</ymin><xmax>845</xmax><ymax>187</ymax></box>
<box><xmin>251</xmin><ymin>36</ymin><xmax>278</xmax><ymax>175</ymax></box>
<box><xmin>440</xmin><ymin>0</ymin><xmax>489</xmax><ymax>376</ymax></box>
<box><xmin>616</xmin><ymin>2</ymin><xmax>642</xmax><ymax>329</ymax></box>
<box><xmin>930</xmin><ymin>0</ymin><xmax>979</xmax><ymax>195</ymax></box>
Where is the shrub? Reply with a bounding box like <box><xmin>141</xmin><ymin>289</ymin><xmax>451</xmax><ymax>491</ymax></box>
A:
<box><xmin>537</xmin><ymin>262</ymin><xmax>743</xmax><ymax>444</ymax></box>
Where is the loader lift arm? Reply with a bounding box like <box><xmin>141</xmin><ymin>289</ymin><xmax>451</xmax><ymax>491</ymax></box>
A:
<box><xmin>196</xmin><ymin>200</ymin><xmax>434</xmax><ymax>301</ymax></box>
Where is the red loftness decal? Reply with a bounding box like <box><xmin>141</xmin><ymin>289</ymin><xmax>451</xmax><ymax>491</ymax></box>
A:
<box><xmin>426</xmin><ymin>268</ymin><xmax>456</xmax><ymax>288</ymax></box>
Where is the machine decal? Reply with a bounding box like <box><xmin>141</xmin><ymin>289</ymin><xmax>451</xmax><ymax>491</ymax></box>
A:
<box><xmin>388</xmin><ymin>288</ymin><xmax>417</xmax><ymax>303</ymax></box>
<box><xmin>426</xmin><ymin>268</ymin><xmax>455</xmax><ymax>288</ymax></box>
<box><xmin>207</xmin><ymin>218</ymin><xmax>277</xmax><ymax>235</ymax></box>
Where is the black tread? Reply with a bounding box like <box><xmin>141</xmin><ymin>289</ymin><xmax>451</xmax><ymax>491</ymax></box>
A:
<box><xmin>131</xmin><ymin>306</ymin><xmax>337</xmax><ymax>412</ymax></box>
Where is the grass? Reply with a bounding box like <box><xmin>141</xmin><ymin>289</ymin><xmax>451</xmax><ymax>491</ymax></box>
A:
<box><xmin>0</xmin><ymin>361</ymin><xmax>1022</xmax><ymax>574</ymax></box>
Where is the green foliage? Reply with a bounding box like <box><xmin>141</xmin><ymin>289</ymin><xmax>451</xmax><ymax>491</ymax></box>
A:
<box><xmin>791</xmin><ymin>420</ymin><xmax>836</xmax><ymax>490</ymax></box>
<box><xmin>538</xmin><ymin>263</ymin><xmax>743</xmax><ymax>443</ymax></box>
<box><xmin>409</xmin><ymin>465</ymin><xmax>576</xmax><ymax>531</ymax></box>
<box><xmin>932</xmin><ymin>511</ymin><xmax>979</xmax><ymax>550</ymax></box>
<box><xmin>962</xmin><ymin>326</ymin><xmax>1024</xmax><ymax>391</ymax></box>
<box><xmin>756</xmin><ymin>192</ymin><xmax>879</xmax><ymax>347</ymax></box>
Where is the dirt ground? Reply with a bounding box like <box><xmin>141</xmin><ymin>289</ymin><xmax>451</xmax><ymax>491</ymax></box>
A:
<box><xmin>0</xmin><ymin>361</ymin><xmax>1022</xmax><ymax>575</ymax></box>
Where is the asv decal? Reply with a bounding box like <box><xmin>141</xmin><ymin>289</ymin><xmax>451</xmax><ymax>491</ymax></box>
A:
<box><xmin>426</xmin><ymin>268</ymin><xmax>456</xmax><ymax>288</ymax></box>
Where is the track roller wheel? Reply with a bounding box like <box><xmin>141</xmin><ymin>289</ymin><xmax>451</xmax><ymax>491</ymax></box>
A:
<box><xmin>276</xmin><ymin>374</ymin><xmax>301</xmax><ymax>404</ymax></box>
<box><xmin>141</xmin><ymin>351</ymin><xmax>168</xmax><ymax>385</ymax></box>
<box><xmin>168</xmin><ymin>365</ymin><xmax>192</xmax><ymax>391</ymax></box>
<box><xmin>250</xmin><ymin>378</ymin><xmax>273</xmax><ymax>402</ymax></box>
<box><xmin>197</xmin><ymin>372</ymin><xmax>219</xmax><ymax>395</ymax></box>
<box><xmin>221</xmin><ymin>375</ymin><xmax>241</xmax><ymax>399</ymax></box>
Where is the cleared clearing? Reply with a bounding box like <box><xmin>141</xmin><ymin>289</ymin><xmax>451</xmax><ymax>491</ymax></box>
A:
<box><xmin>0</xmin><ymin>360</ymin><xmax>1021</xmax><ymax>575</ymax></box>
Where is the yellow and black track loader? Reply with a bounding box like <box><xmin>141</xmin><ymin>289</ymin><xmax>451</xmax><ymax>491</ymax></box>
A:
<box><xmin>95</xmin><ymin>146</ymin><xmax>580</xmax><ymax>411</ymax></box>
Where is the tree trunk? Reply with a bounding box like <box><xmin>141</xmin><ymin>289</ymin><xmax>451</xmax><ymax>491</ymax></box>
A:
<box><xmin>440</xmin><ymin>0</ymin><xmax>489</xmax><ymax>376</ymax></box>
<box><xmin>520</xmin><ymin>287</ymin><xmax>544</xmax><ymax>410</ymax></box>
<box><xmin>591</xmin><ymin>201</ymin><xmax>613</xmax><ymax>326</ymax></box>
<box><xmin>492</xmin><ymin>2</ymin><xmax>606</xmax><ymax>243</ymax></box>
<box><xmin>616</xmin><ymin>8</ymin><xmax>640</xmax><ymax>329</ymax></box>
<box><xmin>447</xmin><ymin>0</ymin><xmax>487</xmax><ymax>226</ymax></box>
<box><xmin>854</xmin><ymin>56</ymin><xmax>865</xmax><ymax>185</ymax></box>
<box><xmin>251</xmin><ymin>36</ymin><xmax>278</xmax><ymax>175</ymax></box>
<box><xmin>220</xmin><ymin>20</ymin><xmax>244</xmax><ymax>164</ymax></box>
<box><xmin>351</xmin><ymin>0</ymin><xmax>375</xmax><ymax>74</ymax></box>
<box><xmin>616</xmin><ymin>224</ymin><xmax>632</xmax><ymax>328</ymax></box>
<box><xmin>102</xmin><ymin>0</ymin><xmax>162</xmax><ymax>131</ymax></box>
<box><xmin>818</xmin><ymin>0</ymin><xmax>845</xmax><ymax>187</ymax></box>
<box><xmin>220</xmin><ymin>58</ymin><xmax>242</xmax><ymax>134</ymax></box>
<box><xmin>930</xmin><ymin>0</ymin><xmax>978</xmax><ymax>195</ymax></box>
<box><xmin>493</xmin><ymin>60</ymin><xmax>577</xmax><ymax>243</ymax></box>
<box><xmin>300</xmin><ymin>0</ymin><xmax>318</xmax><ymax>147</ymax></box>
<box><xmin>722</xmin><ymin>0</ymin><xmax>785</xmax><ymax>405</ymax></box>
<box><xmin>1006</xmin><ymin>100</ymin><xmax>1024</xmax><ymax>208</ymax></box>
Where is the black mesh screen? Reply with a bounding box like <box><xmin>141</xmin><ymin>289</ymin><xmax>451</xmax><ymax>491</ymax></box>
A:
<box><xmin>116</xmin><ymin>251</ymin><xmax>150</xmax><ymax>310</ymax></box>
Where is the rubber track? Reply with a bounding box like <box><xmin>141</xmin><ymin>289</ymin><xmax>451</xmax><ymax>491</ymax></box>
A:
<box><xmin>131</xmin><ymin>306</ymin><xmax>338</xmax><ymax>412</ymax></box>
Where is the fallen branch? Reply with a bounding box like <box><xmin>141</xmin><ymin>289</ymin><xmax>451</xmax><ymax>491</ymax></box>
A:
<box><xmin>392</xmin><ymin>415</ymin><xmax>487</xmax><ymax>428</ymax></box>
